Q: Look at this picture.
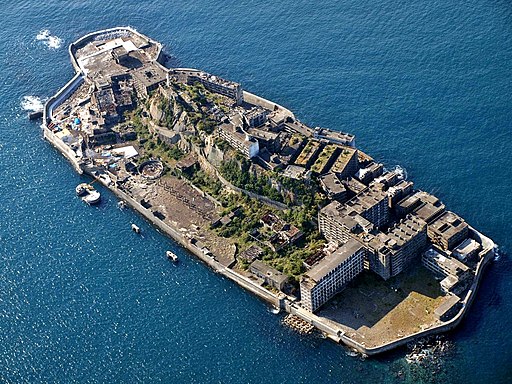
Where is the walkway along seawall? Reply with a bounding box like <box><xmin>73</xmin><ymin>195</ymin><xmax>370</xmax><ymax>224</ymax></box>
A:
<box><xmin>42</xmin><ymin>27</ymin><xmax>496</xmax><ymax>356</ymax></box>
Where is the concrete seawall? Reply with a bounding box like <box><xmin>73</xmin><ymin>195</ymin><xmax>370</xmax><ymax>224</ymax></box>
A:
<box><xmin>69</xmin><ymin>26</ymin><xmax>163</xmax><ymax>73</ymax></box>
<box><xmin>92</xmin><ymin>174</ymin><xmax>282</xmax><ymax>309</ymax></box>
<box><xmin>288</xmin><ymin>230</ymin><xmax>495</xmax><ymax>355</ymax></box>
<box><xmin>43</xmin><ymin>73</ymin><xmax>83</xmax><ymax>125</ymax></box>
<box><xmin>41</xmin><ymin>27</ymin><xmax>496</xmax><ymax>357</ymax></box>
<box><xmin>243</xmin><ymin>91</ymin><xmax>295</xmax><ymax>119</ymax></box>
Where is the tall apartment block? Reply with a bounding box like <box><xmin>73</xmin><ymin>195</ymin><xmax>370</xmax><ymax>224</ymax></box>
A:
<box><xmin>300</xmin><ymin>239</ymin><xmax>365</xmax><ymax>312</ymax></box>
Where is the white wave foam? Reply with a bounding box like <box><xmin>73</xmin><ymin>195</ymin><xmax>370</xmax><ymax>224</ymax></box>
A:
<box><xmin>494</xmin><ymin>244</ymin><xmax>504</xmax><ymax>262</ymax></box>
<box><xmin>386</xmin><ymin>165</ymin><xmax>408</xmax><ymax>180</ymax></box>
<box><xmin>36</xmin><ymin>29</ymin><xmax>63</xmax><ymax>49</ymax></box>
<box><xmin>21</xmin><ymin>95</ymin><xmax>46</xmax><ymax>112</ymax></box>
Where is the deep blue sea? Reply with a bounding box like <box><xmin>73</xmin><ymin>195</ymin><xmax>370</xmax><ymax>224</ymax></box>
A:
<box><xmin>1</xmin><ymin>1</ymin><xmax>511</xmax><ymax>382</ymax></box>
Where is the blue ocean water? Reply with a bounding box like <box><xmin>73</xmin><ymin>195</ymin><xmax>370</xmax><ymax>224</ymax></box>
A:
<box><xmin>1</xmin><ymin>0</ymin><xmax>511</xmax><ymax>382</ymax></box>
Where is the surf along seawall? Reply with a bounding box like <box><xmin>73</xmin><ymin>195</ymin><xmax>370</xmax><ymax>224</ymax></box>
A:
<box><xmin>42</xmin><ymin>27</ymin><xmax>495</xmax><ymax>356</ymax></box>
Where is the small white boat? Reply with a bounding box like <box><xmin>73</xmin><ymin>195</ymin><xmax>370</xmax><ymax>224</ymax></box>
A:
<box><xmin>76</xmin><ymin>183</ymin><xmax>91</xmax><ymax>196</ymax></box>
<box><xmin>166</xmin><ymin>250</ymin><xmax>178</xmax><ymax>262</ymax></box>
<box><xmin>269</xmin><ymin>307</ymin><xmax>280</xmax><ymax>315</ymax></box>
<box><xmin>81</xmin><ymin>190</ymin><xmax>101</xmax><ymax>205</ymax></box>
<box><xmin>131</xmin><ymin>224</ymin><xmax>141</xmax><ymax>233</ymax></box>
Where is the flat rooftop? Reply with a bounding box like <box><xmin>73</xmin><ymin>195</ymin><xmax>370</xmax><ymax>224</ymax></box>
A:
<box><xmin>306</xmin><ymin>238</ymin><xmax>363</xmax><ymax>282</ymax></box>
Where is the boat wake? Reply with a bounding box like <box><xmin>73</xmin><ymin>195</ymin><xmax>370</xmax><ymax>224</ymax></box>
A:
<box><xmin>36</xmin><ymin>29</ymin><xmax>63</xmax><ymax>49</ymax></box>
<box><xmin>21</xmin><ymin>95</ymin><xmax>45</xmax><ymax>112</ymax></box>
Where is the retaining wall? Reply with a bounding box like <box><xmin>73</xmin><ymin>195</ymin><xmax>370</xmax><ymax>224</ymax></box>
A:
<box><xmin>95</xmin><ymin>175</ymin><xmax>281</xmax><ymax>309</ymax></box>
<box><xmin>196</xmin><ymin>152</ymin><xmax>288</xmax><ymax>210</ymax></box>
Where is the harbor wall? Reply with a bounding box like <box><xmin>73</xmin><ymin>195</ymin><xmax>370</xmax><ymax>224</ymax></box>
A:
<box><xmin>243</xmin><ymin>91</ymin><xmax>295</xmax><ymax>119</ymax></box>
<box><xmin>98</xmin><ymin>178</ymin><xmax>282</xmax><ymax>309</ymax></box>
<box><xmin>41</xmin><ymin>26</ymin><xmax>497</xmax><ymax>356</ymax></box>
<box><xmin>68</xmin><ymin>26</ymin><xmax>163</xmax><ymax>73</ymax></box>
<box><xmin>43</xmin><ymin>73</ymin><xmax>84</xmax><ymax>125</ymax></box>
<box><xmin>43</xmin><ymin>128</ymin><xmax>83</xmax><ymax>175</ymax></box>
<box><xmin>351</xmin><ymin>239</ymin><xmax>494</xmax><ymax>355</ymax></box>
<box><xmin>283</xmin><ymin>228</ymin><xmax>495</xmax><ymax>355</ymax></box>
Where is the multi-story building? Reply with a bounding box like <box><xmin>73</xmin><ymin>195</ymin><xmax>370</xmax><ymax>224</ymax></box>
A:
<box><xmin>386</xmin><ymin>215</ymin><xmax>428</xmax><ymax>276</ymax></box>
<box><xmin>318</xmin><ymin>173</ymin><xmax>348</xmax><ymax>202</ymax></box>
<box><xmin>330</xmin><ymin>146</ymin><xmax>359</xmax><ymax>179</ymax></box>
<box><xmin>168</xmin><ymin>69</ymin><xmax>244</xmax><ymax>105</ymax></box>
<box><xmin>396</xmin><ymin>190</ymin><xmax>445</xmax><ymax>224</ymax></box>
<box><xmin>249</xmin><ymin>260</ymin><xmax>288</xmax><ymax>291</ymax></box>
<box><xmin>355</xmin><ymin>162</ymin><xmax>384</xmax><ymax>185</ymax></box>
<box><xmin>387</xmin><ymin>180</ymin><xmax>414</xmax><ymax>209</ymax></box>
<box><xmin>218</xmin><ymin>122</ymin><xmax>259</xmax><ymax>158</ymax></box>
<box><xmin>244</xmin><ymin>106</ymin><xmax>267</xmax><ymax>127</ymax></box>
<box><xmin>310</xmin><ymin>144</ymin><xmax>341</xmax><ymax>175</ymax></box>
<box><xmin>295</xmin><ymin>140</ymin><xmax>322</xmax><ymax>168</ymax></box>
<box><xmin>345</xmin><ymin>184</ymin><xmax>390</xmax><ymax>228</ymax></box>
<box><xmin>452</xmin><ymin>238</ymin><xmax>481</xmax><ymax>262</ymax></box>
<box><xmin>131</xmin><ymin>65</ymin><xmax>167</xmax><ymax>97</ymax></box>
<box><xmin>313</xmin><ymin>127</ymin><xmax>355</xmax><ymax>147</ymax></box>
<box><xmin>318</xmin><ymin>201</ymin><xmax>374</xmax><ymax>245</ymax></box>
<box><xmin>422</xmin><ymin>248</ymin><xmax>470</xmax><ymax>293</ymax></box>
<box><xmin>300</xmin><ymin>239</ymin><xmax>365</xmax><ymax>312</ymax></box>
<box><xmin>428</xmin><ymin>211</ymin><xmax>469</xmax><ymax>251</ymax></box>
<box><xmin>365</xmin><ymin>215</ymin><xmax>427</xmax><ymax>280</ymax></box>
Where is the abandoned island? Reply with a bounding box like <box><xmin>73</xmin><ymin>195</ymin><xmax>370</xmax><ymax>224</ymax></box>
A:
<box><xmin>42</xmin><ymin>27</ymin><xmax>495</xmax><ymax>356</ymax></box>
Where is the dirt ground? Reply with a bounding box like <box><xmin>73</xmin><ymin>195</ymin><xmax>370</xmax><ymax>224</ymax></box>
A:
<box><xmin>127</xmin><ymin>174</ymin><xmax>236</xmax><ymax>266</ymax></box>
<box><xmin>318</xmin><ymin>265</ymin><xmax>449</xmax><ymax>347</ymax></box>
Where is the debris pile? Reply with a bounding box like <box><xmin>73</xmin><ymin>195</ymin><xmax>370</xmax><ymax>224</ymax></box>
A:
<box><xmin>282</xmin><ymin>314</ymin><xmax>314</xmax><ymax>335</ymax></box>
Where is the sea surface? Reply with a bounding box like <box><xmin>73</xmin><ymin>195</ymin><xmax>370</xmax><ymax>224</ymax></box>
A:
<box><xmin>1</xmin><ymin>1</ymin><xmax>511</xmax><ymax>383</ymax></box>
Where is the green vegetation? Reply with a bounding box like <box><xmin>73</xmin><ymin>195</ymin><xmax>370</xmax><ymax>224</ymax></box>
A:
<box><xmin>219</xmin><ymin>158</ymin><xmax>284</xmax><ymax>203</ymax></box>
<box><xmin>311</xmin><ymin>144</ymin><xmax>337</xmax><ymax>173</ymax></box>
<box><xmin>125</xmin><ymin>85</ymin><xmax>331</xmax><ymax>284</ymax></box>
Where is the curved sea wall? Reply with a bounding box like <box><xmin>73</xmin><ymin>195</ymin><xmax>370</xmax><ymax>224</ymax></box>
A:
<box><xmin>42</xmin><ymin>28</ymin><xmax>496</xmax><ymax>356</ymax></box>
<box><xmin>347</xmin><ymin>232</ymin><xmax>494</xmax><ymax>355</ymax></box>
<box><xmin>43</xmin><ymin>73</ymin><xmax>83</xmax><ymax>125</ymax></box>
<box><xmin>283</xmin><ymin>229</ymin><xmax>495</xmax><ymax>355</ymax></box>
<box><xmin>243</xmin><ymin>91</ymin><xmax>295</xmax><ymax>119</ymax></box>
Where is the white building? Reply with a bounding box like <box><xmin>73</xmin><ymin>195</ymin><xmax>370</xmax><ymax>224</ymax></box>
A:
<box><xmin>300</xmin><ymin>239</ymin><xmax>365</xmax><ymax>312</ymax></box>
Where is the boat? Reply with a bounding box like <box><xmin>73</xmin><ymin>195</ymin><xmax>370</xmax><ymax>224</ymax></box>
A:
<box><xmin>75</xmin><ymin>182</ymin><xmax>91</xmax><ymax>196</ymax></box>
<box><xmin>269</xmin><ymin>307</ymin><xmax>280</xmax><ymax>315</ymax></box>
<box><xmin>166</xmin><ymin>250</ymin><xmax>178</xmax><ymax>262</ymax></box>
<box><xmin>131</xmin><ymin>224</ymin><xmax>141</xmax><ymax>233</ymax></box>
<box><xmin>81</xmin><ymin>190</ymin><xmax>101</xmax><ymax>205</ymax></box>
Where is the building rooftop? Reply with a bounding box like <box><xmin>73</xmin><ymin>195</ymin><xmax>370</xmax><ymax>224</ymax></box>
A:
<box><xmin>398</xmin><ymin>190</ymin><xmax>445</xmax><ymax>223</ymax></box>
<box><xmin>452</xmin><ymin>238</ymin><xmax>481</xmax><ymax>261</ymax></box>
<box><xmin>331</xmin><ymin>147</ymin><xmax>358</xmax><ymax>174</ymax></box>
<box><xmin>424</xmin><ymin>248</ymin><xmax>470</xmax><ymax>276</ymax></box>
<box><xmin>295</xmin><ymin>140</ymin><xmax>321</xmax><ymax>166</ymax></box>
<box><xmin>310</xmin><ymin>144</ymin><xmax>339</xmax><ymax>174</ymax></box>
<box><xmin>313</xmin><ymin>127</ymin><xmax>355</xmax><ymax>146</ymax></box>
<box><xmin>345</xmin><ymin>184</ymin><xmax>387</xmax><ymax>214</ymax></box>
<box><xmin>319</xmin><ymin>173</ymin><xmax>346</xmax><ymax>196</ymax></box>
<box><xmin>434</xmin><ymin>294</ymin><xmax>461</xmax><ymax>319</ymax></box>
<box><xmin>250</xmin><ymin>260</ymin><xmax>288</xmax><ymax>285</ymax></box>
<box><xmin>305</xmin><ymin>238</ymin><xmax>363</xmax><ymax>282</ymax></box>
<box><xmin>387</xmin><ymin>215</ymin><xmax>426</xmax><ymax>246</ymax></box>
<box><xmin>429</xmin><ymin>211</ymin><xmax>468</xmax><ymax>239</ymax></box>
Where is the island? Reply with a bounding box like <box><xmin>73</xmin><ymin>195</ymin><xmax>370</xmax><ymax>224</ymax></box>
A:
<box><xmin>42</xmin><ymin>27</ymin><xmax>495</xmax><ymax>356</ymax></box>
